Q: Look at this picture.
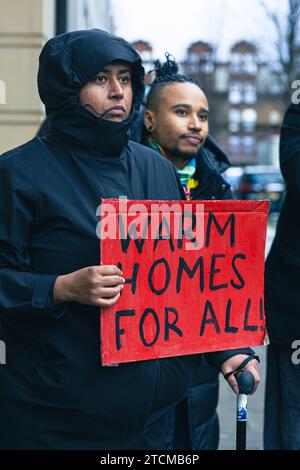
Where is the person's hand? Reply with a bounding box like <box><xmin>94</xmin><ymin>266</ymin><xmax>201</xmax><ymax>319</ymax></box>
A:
<box><xmin>53</xmin><ymin>265</ymin><xmax>125</xmax><ymax>307</ymax></box>
<box><xmin>220</xmin><ymin>354</ymin><xmax>260</xmax><ymax>395</ymax></box>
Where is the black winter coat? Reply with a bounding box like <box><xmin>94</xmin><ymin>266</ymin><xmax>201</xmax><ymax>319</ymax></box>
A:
<box><xmin>0</xmin><ymin>29</ymin><xmax>248</xmax><ymax>450</ymax></box>
<box><xmin>168</xmin><ymin>137</ymin><xmax>232</xmax><ymax>450</ymax></box>
<box><xmin>132</xmin><ymin>119</ymin><xmax>253</xmax><ymax>449</ymax></box>
<box><xmin>0</xmin><ymin>29</ymin><xmax>194</xmax><ymax>451</ymax></box>
<box><xmin>187</xmin><ymin>135</ymin><xmax>232</xmax><ymax>200</ymax></box>
<box><xmin>265</xmin><ymin>102</ymin><xmax>300</xmax><ymax>344</ymax></box>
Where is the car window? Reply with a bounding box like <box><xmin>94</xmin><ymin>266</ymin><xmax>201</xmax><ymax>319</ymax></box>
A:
<box><xmin>246</xmin><ymin>173</ymin><xmax>284</xmax><ymax>184</ymax></box>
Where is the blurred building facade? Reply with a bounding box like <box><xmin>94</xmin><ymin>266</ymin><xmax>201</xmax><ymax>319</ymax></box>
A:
<box><xmin>131</xmin><ymin>41</ymin><xmax>153</xmax><ymax>68</ymax></box>
<box><xmin>131</xmin><ymin>40</ymin><xmax>154</xmax><ymax>87</ymax></box>
<box><xmin>0</xmin><ymin>0</ymin><xmax>113</xmax><ymax>154</ymax></box>
<box><xmin>183</xmin><ymin>40</ymin><xmax>286</xmax><ymax>165</ymax></box>
<box><xmin>132</xmin><ymin>37</ymin><xmax>289</xmax><ymax>166</ymax></box>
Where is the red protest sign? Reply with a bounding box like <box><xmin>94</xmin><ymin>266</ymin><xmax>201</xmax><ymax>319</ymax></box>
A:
<box><xmin>100</xmin><ymin>199</ymin><xmax>269</xmax><ymax>366</ymax></box>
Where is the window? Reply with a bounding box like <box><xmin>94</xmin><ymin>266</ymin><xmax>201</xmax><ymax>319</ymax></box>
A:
<box><xmin>230</xmin><ymin>52</ymin><xmax>257</xmax><ymax>75</ymax></box>
<box><xmin>228</xmin><ymin>108</ymin><xmax>241</xmax><ymax>132</ymax></box>
<box><xmin>200</xmin><ymin>61</ymin><xmax>214</xmax><ymax>73</ymax></box>
<box><xmin>228</xmin><ymin>136</ymin><xmax>241</xmax><ymax>155</ymax></box>
<box><xmin>242</xmin><ymin>136</ymin><xmax>256</xmax><ymax>155</ymax></box>
<box><xmin>243</xmin><ymin>82</ymin><xmax>257</xmax><ymax>104</ymax></box>
<box><xmin>229</xmin><ymin>82</ymin><xmax>242</xmax><ymax>104</ymax></box>
<box><xmin>199</xmin><ymin>52</ymin><xmax>214</xmax><ymax>74</ymax></box>
<box><xmin>243</xmin><ymin>54</ymin><xmax>257</xmax><ymax>75</ymax></box>
<box><xmin>230</xmin><ymin>53</ymin><xmax>242</xmax><ymax>74</ymax></box>
<box><xmin>269</xmin><ymin>110</ymin><xmax>281</xmax><ymax>126</ymax></box>
<box><xmin>269</xmin><ymin>81</ymin><xmax>282</xmax><ymax>94</ymax></box>
<box><xmin>189</xmin><ymin>52</ymin><xmax>199</xmax><ymax>64</ymax></box>
<box><xmin>229</xmin><ymin>82</ymin><xmax>256</xmax><ymax>104</ymax></box>
<box><xmin>241</xmin><ymin>108</ymin><xmax>257</xmax><ymax>132</ymax></box>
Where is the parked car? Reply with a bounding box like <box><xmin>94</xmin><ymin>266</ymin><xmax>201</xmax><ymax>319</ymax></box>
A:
<box><xmin>223</xmin><ymin>166</ymin><xmax>244</xmax><ymax>197</ymax></box>
<box><xmin>236</xmin><ymin>165</ymin><xmax>285</xmax><ymax>212</ymax></box>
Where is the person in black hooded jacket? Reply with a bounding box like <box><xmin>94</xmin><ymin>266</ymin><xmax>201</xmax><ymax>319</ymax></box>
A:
<box><xmin>264</xmin><ymin>102</ymin><xmax>300</xmax><ymax>449</ymax></box>
<box><xmin>0</xmin><ymin>29</ymin><xmax>259</xmax><ymax>450</ymax></box>
<box><xmin>131</xmin><ymin>55</ymin><xmax>259</xmax><ymax>450</ymax></box>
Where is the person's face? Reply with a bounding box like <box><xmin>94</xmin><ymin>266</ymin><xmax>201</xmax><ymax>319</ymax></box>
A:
<box><xmin>144</xmin><ymin>82</ymin><xmax>209</xmax><ymax>164</ymax></box>
<box><xmin>79</xmin><ymin>61</ymin><xmax>133</xmax><ymax>122</ymax></box>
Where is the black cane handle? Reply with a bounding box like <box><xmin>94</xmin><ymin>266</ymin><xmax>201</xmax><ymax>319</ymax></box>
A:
<box><xmin>235</xmin><ymin>370</ymin><xmax>255</xmax><ymax>395</ymax></box>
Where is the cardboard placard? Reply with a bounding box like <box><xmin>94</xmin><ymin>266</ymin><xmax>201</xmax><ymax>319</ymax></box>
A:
<box><xmin>100</xmin><ymin>199</ymin><xmax>269</xmax><ymax>365</ymax></box>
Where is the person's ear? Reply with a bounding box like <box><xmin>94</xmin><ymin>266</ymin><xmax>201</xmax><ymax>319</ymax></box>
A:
<box><xmin>144</xmin><ymin>109</ymin><xmax>155</xmax><ymax>133</ymax></box>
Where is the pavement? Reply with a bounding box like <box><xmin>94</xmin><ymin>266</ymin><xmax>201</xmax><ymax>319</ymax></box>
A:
<box><xmin>217</xmin><ymin>217</ymin><xmax>277</xmax><ymax>450</ymax></box>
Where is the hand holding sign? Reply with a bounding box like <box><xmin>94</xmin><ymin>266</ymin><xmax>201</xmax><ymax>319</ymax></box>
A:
<box><xmin>54</xmin><ymin>265</ymin><xmax>125</xmax><ymax>307</ymax></box>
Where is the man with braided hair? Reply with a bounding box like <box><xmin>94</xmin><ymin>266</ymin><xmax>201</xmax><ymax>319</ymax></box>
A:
<box><xmin>132</xmin><ymin>54</ymin><xmax>260</xmax><ymax>450</ymax></box>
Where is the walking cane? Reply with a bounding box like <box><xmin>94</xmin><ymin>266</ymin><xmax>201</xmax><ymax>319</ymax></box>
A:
<box><xmin>235</xmin><ymin>370</ymin><xmax>255</xmax><ymax>450</ymax></box>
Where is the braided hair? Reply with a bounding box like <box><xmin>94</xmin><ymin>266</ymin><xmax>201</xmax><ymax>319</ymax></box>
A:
<box><xmin>146</xmin><ymin>53</ymin><xmax>200</xmax><ymax>110</ymax></box>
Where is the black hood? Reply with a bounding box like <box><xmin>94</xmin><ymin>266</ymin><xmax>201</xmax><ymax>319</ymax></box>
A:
<box><xmin>38</xmin><ymin>29</ymin><xmax>145</xmax><ymax>156</ymax></box>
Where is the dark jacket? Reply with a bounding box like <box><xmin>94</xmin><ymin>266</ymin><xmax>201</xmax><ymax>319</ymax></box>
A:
<box><xmin>172</xmin><ymin>137</ymin><xmax>232</xmax><ymax>450</ymax></box>
<box><xmin>132</xmin><ymin>118</ymin><xmax>254</xmax><ymax>450</ymax></box>
<box><xmin>0</xmin><ymin>29</ymin><xmax>188</xmax><ymax>451</ymax></box>
<box><xmin>0</xmin><ymin>29</ymin><xmax>250</xmax><ymax>450</ymax></box>
<box><xmin>265</xmin><ymin>102</ymin><xmax>300</xmax><ymax>344</ymax></box>
<box><xmin>185</xmin><ymin>135</ymin><xmax>232</xmax><ymax>200</ymax></box>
